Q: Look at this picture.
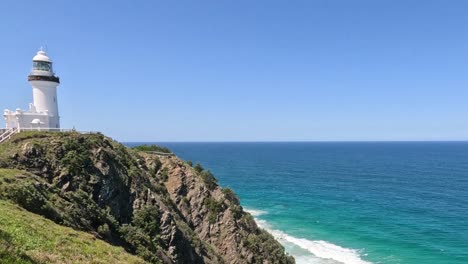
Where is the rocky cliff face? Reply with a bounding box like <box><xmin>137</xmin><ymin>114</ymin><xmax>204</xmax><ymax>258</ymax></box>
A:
<box><xmin>0</xmin><ymin>132</ymin><xmax>295</xmax><ymax>264</ymax></box>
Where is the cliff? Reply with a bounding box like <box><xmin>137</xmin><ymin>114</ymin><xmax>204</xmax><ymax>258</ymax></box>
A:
<box><xmin>0</xmin><ymin>132</ymin><xmax>295</xmax><ymax>264</ymax></box>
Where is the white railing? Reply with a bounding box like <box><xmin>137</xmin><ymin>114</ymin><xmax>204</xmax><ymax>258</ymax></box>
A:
<box><xmin>16</xmin><ymin>128</ymin><xmax>98</xmax><ymax>134</ymax></box>
<box><xmin>0</xmin><ymin>128</ymin><xmax>18</xmax><ymax>144</ymax></box>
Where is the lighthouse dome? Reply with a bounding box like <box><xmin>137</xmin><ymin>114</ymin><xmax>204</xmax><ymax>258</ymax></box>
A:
<box><xmin>33</xmin><ymin>50</ymin><xmax>52</xmax><ymax>62</ymax></box>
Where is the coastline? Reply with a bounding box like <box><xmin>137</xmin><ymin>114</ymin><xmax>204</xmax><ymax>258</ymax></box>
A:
<box><xmin>129</xmin><ymin>141</ymin><xmax>468</xmax><ymax>264</ymax></box>
<box><xmin>245</xmin><ymin>208</ymin><xmax>373</xmax><ymax>264</ymax></box>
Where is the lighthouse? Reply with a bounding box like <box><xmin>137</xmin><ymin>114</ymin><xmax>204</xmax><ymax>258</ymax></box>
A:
<box><xmin>3</xmin><ymin>49</ymin><xmax>61</xmax><ymax>130</ymax></box>
<box><xmin>29</xmin><ymin>50</ymin><xmax>61</xmax><ymax>128</ymax></box>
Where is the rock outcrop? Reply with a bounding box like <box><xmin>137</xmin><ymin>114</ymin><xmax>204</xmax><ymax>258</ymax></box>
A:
<box><xmin>0</xmin><ymin>131</ymin><xmax>295</xmax><ymax>264</ymax></box>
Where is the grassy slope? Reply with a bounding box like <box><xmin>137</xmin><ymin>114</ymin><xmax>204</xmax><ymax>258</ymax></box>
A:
<box><xmin>0</xmin><ymin>169</ymin><xmax>146</xmax><ymax>264</ymax></box>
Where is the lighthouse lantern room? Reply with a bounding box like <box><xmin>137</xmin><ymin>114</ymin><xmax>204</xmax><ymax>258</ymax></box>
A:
<box><xmin>3</xmin><ymin>49</ymin><xmax>61</xmax><ymax>130</ymax></box>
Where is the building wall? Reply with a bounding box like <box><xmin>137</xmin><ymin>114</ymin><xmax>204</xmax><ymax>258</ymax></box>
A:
<box><xmin>4</xmin><ymin>112</ymin><xmax>50</xmax><ymax>130</ymax></box>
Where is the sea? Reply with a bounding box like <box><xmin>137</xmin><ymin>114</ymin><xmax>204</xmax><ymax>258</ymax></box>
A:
<box><xmin>126</xmin><ymin>142</ymin><xmax>468</xmax><ymax>264</ymax></box>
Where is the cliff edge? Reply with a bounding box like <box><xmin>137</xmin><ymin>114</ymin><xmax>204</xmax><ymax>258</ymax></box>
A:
<box><xmin>0</xmin><ymin>132</ymin><xmax>294</xmax><ymax>264</ymax></box>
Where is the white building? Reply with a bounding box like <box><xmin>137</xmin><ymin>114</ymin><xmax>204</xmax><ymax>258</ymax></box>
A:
<box><xmin>4</xmin><ymin>49</ymin><xmax>61</xmax><ymax>130</ymax></box>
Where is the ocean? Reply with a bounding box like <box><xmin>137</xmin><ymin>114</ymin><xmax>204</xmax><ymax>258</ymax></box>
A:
<box><xmin>126</xmin><ymin>142</ymin><xmax>468</xmax><ymax>264</ymax></box>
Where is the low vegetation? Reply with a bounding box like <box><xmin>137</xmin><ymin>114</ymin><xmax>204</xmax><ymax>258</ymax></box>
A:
<box><xmin>222</xmin><ymin>187</ymin><xmax>239</xmax><ymax>203</ymax></box>
<box><xmin>200</xmin><ymin>170</ymin><xmax>218</xmax><ymax>190</ymax></box>
<box><xmin>0</xmin><ymin>199</ymin><xmax>145</xmax><ymax>264</ymax></box>
<box><xmin>194</xmin><ymin>163</ymin><xmax>204</xmax><ymax>173</ymax></box>
<box><xmin>204</xmin><ymin>197</ymin><xmax>224</xmax><ymax>224</ymax></box>
<box><xmin>131</xmin><ymin>145</ymin><xmax>171</xmax><ymax>154</ymax></box>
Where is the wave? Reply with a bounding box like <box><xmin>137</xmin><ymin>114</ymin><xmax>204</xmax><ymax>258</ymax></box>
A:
<box><xmin>245</xmin><ymin>209</ymin><xmax>373</xmax><ymax>264</ymax></box>
<box><xmin>244</xmin><ymin>208</ymin><xmax>268</xmax><ymax>217</ymax></box>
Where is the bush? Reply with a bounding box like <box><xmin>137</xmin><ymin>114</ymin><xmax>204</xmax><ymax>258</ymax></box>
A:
<box><xmin>222</xmin><ymin>187</ymin><xmax>239</xmax><ymax>204</ymax></box>
<box><xmin>194</xmin><ymin>163</ymin><xmax>204</xmax><ymax>173</ymax></box>
<box><xmin>150</xmin><ymin>158</ymin><xmax>162</xmax><ymax>175</ymax></box>
<box><xmin>120</xmin><ymin>205</ymin><xmax>162</xmax><ymax>263</ymax></box>
<box><xmin>120</xmin><ymin>224</ymin><xmax>158</xmax><ymax>262</ymax></box>
<box><xmin>204</xmin><ymin>197</ymin><xmax>223</xmax><ymax>224</ymax></box>
<box><xmin>97</xmin><ymin>223</ymin><xmax>111</xmax><ymax>239</ymax></box>
<box><xmin>204</xmin><ymin>197</ymin><xmax>223</xmax><ymax>213</ymax></box>
<box><xmin>159</xmin><ymin>168</ymin><xmax>169</xmax><ymax>181</ymax></box>
<box><xmin>132</xmin><ymin>145</ymin><xmax>171</xmax><ymax>153</ymax></box>
<box><xmin>200</xmin><ymin>170</ymin><xmax>217</xmax><ymax>190</ymax></box>
<box><xmin>207</xmin><ymin>213</ymin><xmax>217</xmax><ymax>224</ymax></box>
<box><xmin>242</xmin><ymin>231</ymin><xmax>295</xmax><ymax>263</ymax></box>
<box><xmin>7</xmin><ymin>184</ymin><xmax>59</xmax><ymax>222</ymax></box>
<box><xmin>60</xmin><ymin>136</ymin><xmax>93</xmax><ymax>175</ymax></box>
<box><xmin>132</xmin><ymin>205</ymin><xmax>160</xmax><ymax>237</ymax></box>
<box><xmin>230</xmin><ymin>204</ymin><xmax>243</xmax><ymax>220</ymax></box>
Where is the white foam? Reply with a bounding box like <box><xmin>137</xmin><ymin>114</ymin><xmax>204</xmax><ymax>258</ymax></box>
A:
<box><xmin>244</xmin><ymin>208</ymin><xmax>268</xmax><ymax>217</ymax></box>
<box><xmin>247</xmin><ymin>210</ymin><xmax>373</xmax><ymax>264</ymax></box>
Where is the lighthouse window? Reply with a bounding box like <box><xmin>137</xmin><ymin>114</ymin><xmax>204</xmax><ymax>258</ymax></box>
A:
<box><xmin>33</xmin><ymin>61</ymin><xmax>52</xmax><ymax>72</ymax></box>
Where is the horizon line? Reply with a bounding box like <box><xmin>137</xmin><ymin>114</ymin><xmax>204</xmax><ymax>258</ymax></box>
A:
<box><xmin>122</xmin><ymin>140</ymin><xmax>468</xmax><ymax>143</ymax></box>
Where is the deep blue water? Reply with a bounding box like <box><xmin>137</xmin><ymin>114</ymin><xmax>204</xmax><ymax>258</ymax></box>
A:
<box><xmin>127</xmin><ymin>142</ymin><xmax>468</xmax><ymax>264</ymax></box>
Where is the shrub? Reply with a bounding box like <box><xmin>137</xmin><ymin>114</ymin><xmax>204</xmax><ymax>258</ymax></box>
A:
<box><xmin>204</xmin><ymin>197</ymin><xmax>223</xmax><ymax>213</ymax></box>
<box><xmin>194</xmin><ymin>163</ymin><xmax>204</xmax><ymax>173</ymax></box>
<box><xmin>230</xmin><ymin>204</ymin><xmax>243</xmax><ymax>220</ymax></box>
<box><xmin>132</xmin><ymin>205</ymin><xmax>160</xmax><ymax>237</ymax></box>
<box><xmin>208</xmin><ymin>213</ymin><xmax>217</xmax><ymax>224</ymax></box>
<box><xmin>120</xmin><ymin>224</ymin><xmax>158</xmax><ymax>262</ymax></box>
<box><xmin>242</xmin><ymin>230</ymin><xmax>295</xmax><ymax>263</ymax></box>
<box><xmin>159</xmin><ymin>168</ymin><xmax>169</xmax><ymax>181</ymax></box>
<box><xmin>200</xmin><ymin>170</ymin><xmax>217</xmax><ymax>190</ymax></box>
<box><xmin>150</xmin><ymin>158</ymin><xmax>162</xmax><ymax>175</ymax></box>
<box><xmin>222</xmin><ymin>187</ymin><xmax>239</xmax><ymax>204</ymax></box>
<box><xmin>204</xmin><ymin>197</ymin><xmax>223</xmax><ymax>224</ymax></box>
<box><xmin>7</xmin><ymin>183</ymin><xmax>59</xmax><ymax>222</ymax></box>
<box><xmin>97</xmin><ymin>223</ymin><xmax>111</xmax><ymax>239</ymax></box>
<box><xmin>60</xmin><ymin>136</ymin><xmax>94</xmax><ymax>176</ymax></box>
<box><xmin>132</xmin><ymin>145</ymin><xmax>171</xmax><ymax>153</ymax></box>
<box><xmin>120</xmin><ymin>205</ymin><xmax>162</xmax><ymax>263</ymax></box>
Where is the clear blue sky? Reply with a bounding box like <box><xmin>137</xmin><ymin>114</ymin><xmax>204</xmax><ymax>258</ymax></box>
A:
<box><xmin>1</xmin><ymin>0</ymin><xmax>467</xmax><ymax>141</ymax></box>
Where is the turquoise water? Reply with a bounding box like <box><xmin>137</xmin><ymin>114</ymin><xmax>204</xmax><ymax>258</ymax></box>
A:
<box><xmin>128</xmin><ymin>142</ymin><xmax>468</xmax><ymax>264</ymax></box>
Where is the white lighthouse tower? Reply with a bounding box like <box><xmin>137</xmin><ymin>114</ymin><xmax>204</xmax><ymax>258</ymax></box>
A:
<box><xmin>3</xmin><ymin>49</ymin><xmax>61</xmax><ymax>130</ymax></box>
<box><xmin>29</xmin><ymin>50</ymin><xmax>60</xmax><ymax>128</ymax></box>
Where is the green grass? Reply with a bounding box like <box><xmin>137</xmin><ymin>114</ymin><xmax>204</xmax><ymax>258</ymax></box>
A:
<box><xmin>0</xmin><ymin>199</ymin><xmax>146</xmax><ymax>264</ymax></box>
<box><xmin>0</xmin><ymin>169</ymin><xmax>35</xmax><ymax>186</ymax></box>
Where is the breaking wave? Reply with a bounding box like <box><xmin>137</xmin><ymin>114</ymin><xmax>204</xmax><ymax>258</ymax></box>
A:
<box><xmin>245</xmin><ymin>209</ymin><xmax>373</xmax><ymax>264</ymax></box>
